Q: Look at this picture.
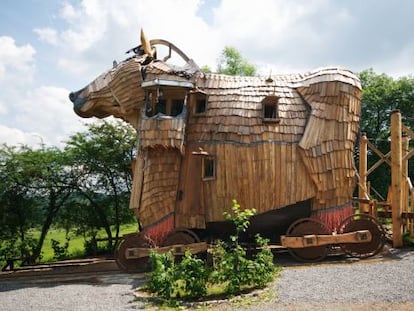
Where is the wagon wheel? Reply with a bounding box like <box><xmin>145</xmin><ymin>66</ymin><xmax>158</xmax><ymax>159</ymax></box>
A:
<box><xmin>161</xmin><ymin>229</ymin><xmax>200</xmax><ymax>246</ymax></box>
<box><xmin>338</xmin><ymin>214</ymin><xmax>386</xmax><ymax>259</ymax></box>
<box><xmin>115</xmin><ymin>232</ymin><xmax>150</xmax><ymax>273</ymax></box>
<box><xmin>161</xmin><ymin>229</ymin><xmax>202</xmax><ymax>261</ymax></box>
<box><xmin>286</xmin><ymin>218</ymin><xmax>330</xmax><ymax>262</ymax></box>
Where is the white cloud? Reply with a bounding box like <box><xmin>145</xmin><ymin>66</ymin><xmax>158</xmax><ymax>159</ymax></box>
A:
<box><xmin>3</xmin><ymin>0</ymin><xmax>414</xmax><ymax>149</ymax></box>
<box><xmin>0</xmin><ymin>35</ymin><xmax>90</xmax><ymax>148</ymax></box>
<box><xmin>32</xmin><ymin>0</ymin><xmax>371</xmax><ymax>80</ymax></box>
<box><xmin>12</xmin><ymin>86</ymin><xmax>92</xmax><ymax>147</ymax></box>
<box><xmin>34</xmin><ymin>27</ymin><xmax>58</xmax><ymax>45</ymax></box>
<box><xmin>0</xmin><ymin>125</ymin><xmax>45</xmax><ymax>148</ymax></box>
<box><xmin>39</xmin><ymin>0</ymin><xmax>216</xmax><ymax>79</ymax></box>
<box><xmin>370</xmin><ymin>45</ymin><xmax>414</xmax><ymax>78</ymax></box>
<box><xmin>0</xmin><ymin>36</ymin><xmax>35</xmax><ymax>82</ymax></box>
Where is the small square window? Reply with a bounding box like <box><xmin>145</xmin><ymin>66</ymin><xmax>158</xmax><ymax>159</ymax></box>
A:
<box><xmin>262</xmin><ymin>96</ymin><xmax>280</xmax><ymax>122</ymax></box>
<box><xmin>191</xmin><ymin>91</ymin><xmax>208</xmax><ymax>115</ymax></box>
<box><xmin>202</xmin><ymin>157</ymin><xmax>216</xmax><ymax>180</ymax></box>
<box><xmin>264</xmin><ymin>103</ymin><xmax>277</xmax><ymax>119</ymax></box>
<box><xmin>195</xmin><ymin>99</ymin><xmax>206</xmax><ymax>114</ymax></box>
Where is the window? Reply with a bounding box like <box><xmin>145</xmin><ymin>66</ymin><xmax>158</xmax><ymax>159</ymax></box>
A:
<box><xmin>171</xmin><ymin>99</ymin><xmax>184</xmax><ymax>116</ymax></box>
<box><xmin>145</xmin><ymin>89</ymin><xmax>185</xmax><ymax>117</ymax></box>
<box><xmin>155</xmin><ymin>98</ymin><xmax>167</xmax><ymax>115</ymax></box>
<box><xmin>191</xmin><ymin>91</ymin><xmax>207</xmax><ymax>115</ymax></box>
<box><xmin>262</xmin><ymin>95</ymin><xmax>279</xmax><ymax>122</ymax></box>
<box><xmin>196</xmin><ymin>99</ymin><xmax>206</xmax><ymax>114</ymax></box>
<box><xmin>202</xmin><ymin>156</ymin><xmax>216</xmax><ymax>180</ymax></box>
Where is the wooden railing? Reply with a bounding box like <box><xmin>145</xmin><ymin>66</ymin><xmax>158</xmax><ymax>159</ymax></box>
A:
<box><xmin>358</xmin><ymin>110</ymin><xmax>414</xmax><ymax>247</ymax></box>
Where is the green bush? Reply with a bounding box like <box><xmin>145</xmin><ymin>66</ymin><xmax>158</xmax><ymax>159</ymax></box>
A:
<box><xmin>147</xmin><ymin>251</ymin><xmax>176</xmax><ymax>299</ymax></box>
<box><xmin>147</xmin><ymin>250</ymin><xmax>208</xmax><ymax>300</ymax></box>
<box><xmin>0</xmin><ymin>237</ymin><xmax>38</xmax><ymax>267</ymax></box>
<box><xmin>209</xmin><ymin>200</ymin><xmax>275</xmax><ymax>295</ymax></box>
<box><xmin>51</xmin><ymin>238</ymin><xmax>69</xmax><ymax>260</ymax></box>
<box><xmin>146</xmin><ymin>200</ymin><xmax>277</xmax><ymax>301</ymax></box>
<box><xmin>209</xmin><ymin>234</ymin><xmax>275</xmax><ymax>295</ymax></box>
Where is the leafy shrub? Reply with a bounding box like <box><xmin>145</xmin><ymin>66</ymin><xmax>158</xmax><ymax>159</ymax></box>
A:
<box><xmin>210</xmin><ymin>200</ymin><xmax>275</xmax><ymax>294</ymax></box>
<box><xmin>83</xmin><ymin>238</ymin><xmax>112</xmax><ymax>257</ymax></box>
<box><xmin>210</xmin><ymin>234</ymin><xmax>276</xmax><ymax>295</ymax></box>
<box><xmin>51</xmin><ymin>238</ymin><xmax>69</xmax><ymax>260</ymax></box>
<box><xmin>147</xmin><ymin>251</ymin><xmax>176</xmax><ymax>299</ymax></box>
<box><xmin>175</xmin><ymin>251</ymin><xmax>208</xmax><ymax>299</ymax></box>
<box><xmin>0</xmin><ymin>237</ymin><xmax>38</xmax><ymax>267</ymax></box>
<box><xmin>147</xmin><ymin>250</ymin><xmax>208</xmax><ymax>300</ymax></box>
<box><xmin>146</xmin><ymin>200</ymin><xmax>276</xmax><ymax>301</ymax></box>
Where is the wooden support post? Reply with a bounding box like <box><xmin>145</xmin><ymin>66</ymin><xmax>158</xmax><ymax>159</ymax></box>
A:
<box><xmin>359</xmin><ymin>132</ymin><xmax>369</xmax><ymax>213</ymax></box>
<box><xmin>391</xmin><ymin>110</ymin><xmax>403</xmax><ymax>247</ymax></box>
<box><xmin>402</xmin><ymin>134</ymin><xmax>409</xmax><ymax>232</ymax></box>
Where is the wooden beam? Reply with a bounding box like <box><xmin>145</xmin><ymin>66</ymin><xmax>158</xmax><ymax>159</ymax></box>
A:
<box><xmin>359</xmin><ymin>133</ymin><xmax>369</xmax><ymax>209</ymax></box>
<box><xmin>402</xmin><ymin>124</ymin><xmax>414</xmax><ymax>140</ymax></box>
<box><xmin>281</xmin><ymin>230</ymin><xmax>372</xmax><ymax>248</ymax></box>
<box><xmin>367</xmin><ymin>140</ymin><xmax>392</xmax><ymax>167</ymax></box>
<box><xmin>391</xmin><ymin>110</ymin><xmax>403</xmax><ymax>248</ymax></box>
<box><xmin>366</xmin><ymin>151</ymin><xmax>391</xmax><ymax>176</ymax></box>
<box><xmin>125</xmin><ymin>242</ymin><xmax>208</xmax><ymax>259</ymax></box>
<box><xmin>402</xmin><ymin>148</ymin><xmax>414</xmax><ymax>162</ymax></box>
<box><xmin>358</xmin><ymin>133</ymin><xmax>370</xmax><ymax>212</ymax></box>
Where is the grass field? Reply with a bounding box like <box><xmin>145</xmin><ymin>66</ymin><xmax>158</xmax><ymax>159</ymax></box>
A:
<box><xmin>35</xmin><ymin>222</ymin><xmax>139</xmax><ymax>262</ymax></box>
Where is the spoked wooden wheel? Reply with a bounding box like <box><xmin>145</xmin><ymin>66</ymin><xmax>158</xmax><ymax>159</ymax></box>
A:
<box><xmin>161</xmin><ymin>229</ymin><xmax>200</xmax><ymax>246</ymax></box>
<box><xmin>286</xmin><ymin>218</ymin><xmax>330</xmax><ymax>262</ymax></box>
<box><xmin>338</xmin><ymin>214</ymin><xmax>386</xmax><ymax>259</ymax></box>
<box><xmin>115</xmin><ymin>233</ymin><xmax>150</xmax><ymax>272</ymax></box>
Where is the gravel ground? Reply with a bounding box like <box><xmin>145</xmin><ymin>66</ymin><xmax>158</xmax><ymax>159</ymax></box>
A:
<box><xmin>1</xmin><ymin>246</ymin><xmax>413</xmax><ymax>311</ymax></box>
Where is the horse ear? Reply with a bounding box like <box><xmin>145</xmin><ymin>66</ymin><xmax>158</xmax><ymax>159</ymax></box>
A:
<box><xmin>140</xmin><ymin>28</ymin><xmax>153</xmax><ymax>57</ymax></box>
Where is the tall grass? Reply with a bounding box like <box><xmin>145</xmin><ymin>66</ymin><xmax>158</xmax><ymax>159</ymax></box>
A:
<box><xmin>34</xmin><ymin>223</ymin><xmax>139</xmax><ymax>262</ymax></box>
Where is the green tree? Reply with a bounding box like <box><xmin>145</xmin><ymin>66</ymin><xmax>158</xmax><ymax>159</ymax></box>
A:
<box><xmin>64</xmin><ymin>120</ymin><xmax>137</xmax><ymax>250</ymax></box>
<box><xmin>201</xmin><ymin>65</ymin><xmax>212</xmax><ymax>73</ymax></box>
<box><xmin>0</xmin><ymin>146</ymin><xmax>40</xmax><ymax>263</ymax></box>
<box><xmin>0</xmin><ymin>145</ymin><xmax>75</xmax><ymax>263</ymax></box>
<box><xmin>358</xmin><ymin>69</ymin><xmax>414</xmax><ymax>199</ymax></box>
<box><xmin>217</xmin><ymin>46</ymin><xmax>256</xmax><ymax>76</ymax></box>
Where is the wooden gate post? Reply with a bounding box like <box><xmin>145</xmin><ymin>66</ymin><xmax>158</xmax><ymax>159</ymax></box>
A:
<box><xmin>402</xmin><ymin>134</ymin><xmax>410</xmax><ymax>234</ymax></box>
<box><xmin>391</xmin><ymin>110</ymin><xmax>403</xmax><ymax>247</ymax></box>
<box><xmin>359</xmin><ymin>132</ymin><xmax>369</xmax><ymax>212</ymax></box>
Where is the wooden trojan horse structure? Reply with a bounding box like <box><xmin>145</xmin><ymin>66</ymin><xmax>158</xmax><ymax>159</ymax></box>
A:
<box><xmin>69</xmin><ymin>30</ymin><xmax>384</xmax><ymax>269</ymax></box>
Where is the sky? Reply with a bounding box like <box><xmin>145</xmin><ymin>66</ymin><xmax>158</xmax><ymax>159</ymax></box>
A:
<box><xmin>1</xmin><ymin>0</ymin><xmax>414</xmax><ymax>148</ymax></box>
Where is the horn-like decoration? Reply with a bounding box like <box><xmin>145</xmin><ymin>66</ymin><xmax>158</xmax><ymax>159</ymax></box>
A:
<box><xmin>140</xmin><ymin>28</ymin><xmax>153</xmax><ymax>58</ymax></box>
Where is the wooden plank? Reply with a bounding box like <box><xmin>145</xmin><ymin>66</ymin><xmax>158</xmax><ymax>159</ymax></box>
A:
<box><xmin>279</xmin><ymin>144</ymin><xmax>287</xmax><ymax>207</ymax></box>
<box><xmin>126</xmin><ymin>242</ymin><xmax>208</xmax><ymax>259</ymax></box>
<box><xmin>269</xmin><ymin>143</ymin><xmax>276</xmax><ymax>209</ymax></box>
<box><xmin>281</xmin><ymin>230</ymin><xmax>372</xmax><ymax>248</ymax></box>
<box><xmin>391</xmin><ymin>110</ymin><xmax>403</xmax><ymax>247</ymax></box>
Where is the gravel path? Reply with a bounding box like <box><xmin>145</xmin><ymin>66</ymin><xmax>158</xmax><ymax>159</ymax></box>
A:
<box><xmin>1</xmin><ymin>246</ymin><xmax>413</xmax><ymax>311</ymax></box>
<box><xmin>239</xmin><ymin>246</ymin><xmax>414</xmax><ymax>311</ymax></box>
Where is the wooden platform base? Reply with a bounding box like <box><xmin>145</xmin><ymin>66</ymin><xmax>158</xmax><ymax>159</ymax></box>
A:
<box><xmin>281</xmin><ymin>230</ymin><xmax>371</xmax><ymax>248</ymax></box>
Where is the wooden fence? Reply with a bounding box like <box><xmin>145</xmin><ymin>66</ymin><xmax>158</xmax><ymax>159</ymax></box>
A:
<box><xmin>358</xmin><ymin>110</ymin><xmax>414</xmax><ymax>247</ymax></box>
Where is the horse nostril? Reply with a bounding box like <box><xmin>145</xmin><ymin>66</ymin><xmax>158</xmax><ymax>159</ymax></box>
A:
<box><xmin>69</xmin><ymin>92</ymin><xmax>76</xmax><ymax>102</ymax></box>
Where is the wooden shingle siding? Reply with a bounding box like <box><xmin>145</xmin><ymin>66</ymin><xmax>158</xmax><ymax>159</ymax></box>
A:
<box><xmin>295</xmin><ymin>71</ymin><xmax>361</xmax><ymax>210</ymax></box>
<box><xmin>70</xmin><ymin>41</ymin><xmax>362</xmax><ymax>231</ymax></box>
<box><xmin>138</xmin><ymin>148</ymin><xmax>180</xmax><ymax>227</ymax></box>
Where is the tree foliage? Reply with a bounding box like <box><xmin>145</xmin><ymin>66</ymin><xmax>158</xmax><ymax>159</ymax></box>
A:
<box><xmin>147</xmin><ymin>200</ymin><xmax>276</xmax><ymax>303</ymax></box>
<box><xmin>358</xmin><ymin>69</ymin><xmax>414</xmax><ymax>199</ymax></box>
<box><xmin>217</xmin><ymin>46</ymin><xmax>256</xmax><ymax>76</ymax></box>
<box><xmin>0</xmin><ymin>120</ymin><xmax>138</xmax><ymax>264</ymax></box>
<box><xmin>0</xmin><ymin>145</ymin><xmax>75</xmax><ymax>262</ymax></box>
<box><xmin>64</xmin><ymin>119</ymin><xmax>137</xmax><ymax>249</ymax></box>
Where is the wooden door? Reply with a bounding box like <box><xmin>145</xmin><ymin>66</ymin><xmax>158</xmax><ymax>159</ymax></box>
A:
<box><xmin>175</xmin><ymin>147</ymin><xmax>206</xmax><ymax>229</ymax></box>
